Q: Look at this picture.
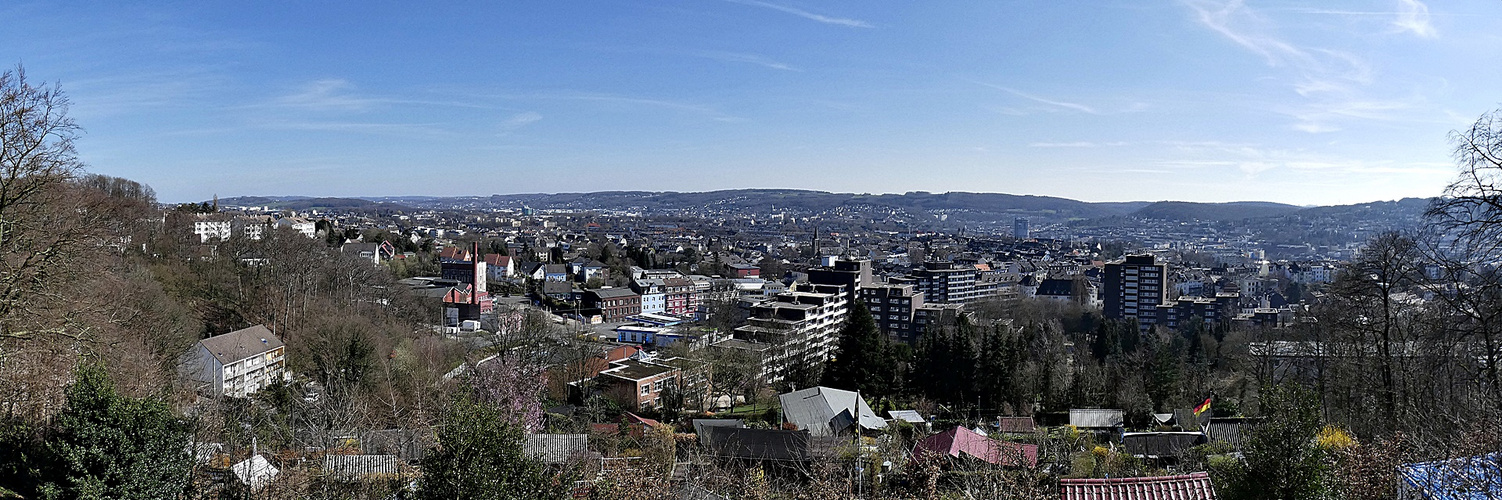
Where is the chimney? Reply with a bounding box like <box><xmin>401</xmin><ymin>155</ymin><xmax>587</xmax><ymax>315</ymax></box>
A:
<box><xmin>472</xmin><ymin>241</ymin><xmax>482</xmax><ymax>306</ymax></box>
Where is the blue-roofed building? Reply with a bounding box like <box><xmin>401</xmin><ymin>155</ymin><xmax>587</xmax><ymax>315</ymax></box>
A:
<box><xmin>1399</xmin><ymin>453</ymin><xmax>1502</xmax><ymax>499</ymax></box>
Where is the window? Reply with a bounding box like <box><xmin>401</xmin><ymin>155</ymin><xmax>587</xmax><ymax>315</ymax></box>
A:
<box><xmin>641</xmin><ymin>385</ymin><xmax>651</xmax><ymax>395</ymax></box>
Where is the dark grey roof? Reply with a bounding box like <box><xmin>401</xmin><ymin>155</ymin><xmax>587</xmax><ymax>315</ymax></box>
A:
<box><xmin>699</xmin><ymin>427</ymin><xmax>845</xmax><ymax>462</ymax></box>
<box><xmin>542</xmin><ymin>281</ymin><xmax>574</xmax><ymax>294</ymax></box>
<box><xmin>523</xmin><ymin>434</ymin><xmax>588</xmax><ymax>464</ymax></box>
<box><xmin>1036</xmin><ymin>278</ymin><xmax>1074</xmax><ymax>297</ymax></box>
<box><xmin>692</xmin><ymin>419</ymin><xmax>745</xmax><ymax>437</ymax></box>
<box><xmin>1205</xmin><ymin>418</ymin><xmax>1258</xmax><ymax>451</ymax></box>
<box><xmin>198</xmin><ymin>325</ymin><xmax>283</xmax><ymax>365</ymax></box>
<box><xmin>590</xmin><ymin>288</ymin><xmax>640</xmax><ymax>299</ymax></box>
<box><xmin>1122</xmin><ymin>432</ymin><xmax>1208</xmax><ymax>458</ymax></box>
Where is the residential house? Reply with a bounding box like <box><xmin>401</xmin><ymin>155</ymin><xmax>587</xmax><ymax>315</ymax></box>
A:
<box><xmin>184</xmin><ymin>324</ymin><xmax>288</xmax><ymax>398</ymax></box>
<box><xmin>233</xmin><ymin>215</ymin><xmax>273</xmax><ymax>241</ymax></box>
<box><xmin>631</xmin><ymin>278</ymin><xmax>667</xmax><ymax>315</ymax></box>
<box><xmin>585</xmin><ymin>288</ymin><xmax>642</xmax><ymax>322</ymax></box>
<box><xmin>729</xmin><ymin>263</ymin><xmax>760</xmax><ymax>278</ymax></box>
<box><xmin>341</xmin><ymin>241</ymin><xmax>395</xmax><ymax>265</ymax></box>
<box><xmin>544</xmin><ymin>264</ymin><xmax>570</xmax><ymax>282</ymax></box>
<box><xmin>484</xmin><ymin>254</ymin><xmax>514</xmax><ymax>280</ymax></box>
<box><xmin>663</xmin><ymin>277</ymin><xmax>699</xmax><ymax>318</ymax></box>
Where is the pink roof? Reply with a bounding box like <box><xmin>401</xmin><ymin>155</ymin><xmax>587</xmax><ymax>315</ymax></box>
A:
<box><xmin>913</xmin><ymin>426</ymin><xmax>1038</xmax><ymax>468</ymax></box>
<box><xmin>1060</xmin><ymin>472</ymin><xmax>1217</xmax><ymax>500</ymax></box>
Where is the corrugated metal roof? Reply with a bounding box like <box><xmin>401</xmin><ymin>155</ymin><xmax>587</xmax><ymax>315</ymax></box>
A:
<box><xmin>321</xmin><ymin>455</ymin><xmax>405</xmax><ymax>481</ymax></box>
<box><xmin>1070</xmin><ymin>409</ymin><xmax>1124</xmax><ymax>428</ymax></box>
<box><xmin>1060</xmin><ymin>472</ymin><xmax>1217</xmax><ymax>500</ymax></box>
<box><xmin>524</xmin><ymin>434</ymin><xmax>588</xmax><ymax>464</ymax></box>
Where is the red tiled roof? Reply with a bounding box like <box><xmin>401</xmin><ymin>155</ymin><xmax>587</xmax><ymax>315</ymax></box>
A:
<box><xmin>1060</xmin><ymin>472</ymin><xmax>1217</xmax><ymax>500</ymax></box>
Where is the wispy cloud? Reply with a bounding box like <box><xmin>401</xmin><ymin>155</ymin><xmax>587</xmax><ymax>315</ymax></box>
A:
<box><xmin>1029</xmin><ymin>141</ymin><xmax>1130</xmax><ymax>148</ymax></box>
<box><xmin>1392</xmin><ymin>0</ymin><xmax>1436</xmax><ymax>38</ymax></box>
<box><xmin>691</xmin><ymin>50</ymin><xmax>799</xmax><ymax>71</ymax></box>
<box><xmin>724</xmin><ymin>0</ymin><xmax>873</xmax><ymax>28</ymax></box>
<box><xmin>498</xmin><ymin>112</ymin><xmax>543</xmax><ymax>135</ymax></box>
<box><xmin>1181</xmin><ymin>0</ymin><xmax>1419</xmax><ymax>133</ymax></box>
<box><xmin>498</xmin><ymin>91</ymin><xmax>742</xmax><ymax>122</ymax></box>
<box><xmin>973</xmin><ymin>82</ymin><xmax>1099</xmax><ymax>114</ymax></box>
<box><xmin>266</xmin><ymin>79</ymin><xmax>498</xmax><ymax>112</ymax></box>
<box><xmin>275</xmin><ymin>79</ymin><xmax>376</xmax><ymax>111</ymax></box>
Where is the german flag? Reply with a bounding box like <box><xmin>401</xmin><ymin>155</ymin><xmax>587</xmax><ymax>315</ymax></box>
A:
<box><xmin>1193</xmin><ymin>397</ymin><xmax>1212</xmax><ymax>416</ymax></box>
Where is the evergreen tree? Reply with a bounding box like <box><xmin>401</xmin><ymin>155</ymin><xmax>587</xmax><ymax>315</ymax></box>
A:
<box><xmin>822</xmin><ymin>302</ymin><xmax>898</xmax><ymax>397</ymax></box>
<box><xmin>417</xmin><ymin>395</ymin><xmax>571</xmax><ymax>500</ymax></box>
<box><xmin>1217</xmin><ymin>383</ymin><xmax>1330</xmax><ymax>500</ymax></box>
<box><xmin>4</xmin><ymin>364</ymin><xmax>195</xmax><ymax>500</ymax></box>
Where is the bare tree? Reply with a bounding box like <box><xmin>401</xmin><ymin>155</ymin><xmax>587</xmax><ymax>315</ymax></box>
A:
<box><xmin>0</xmin><ymin>66</ymin><xmax>86</xmax><ymax>340</ymax></box>
<box><xmin>1428</xmin><ymin>108</ymin><xmax>1502</xmax><ymax>254</ymax></box>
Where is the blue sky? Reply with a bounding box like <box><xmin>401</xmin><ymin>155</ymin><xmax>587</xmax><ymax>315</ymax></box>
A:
<box><xmin>4</xmin><ymin>1</ymin><xmax>1499</xmax><ymax>205</ymax></box>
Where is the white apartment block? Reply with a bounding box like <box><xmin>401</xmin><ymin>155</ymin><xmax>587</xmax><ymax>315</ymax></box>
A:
<box><xmin>186</xmin><ymin>325</ymin><xmax>288</xmax><ymax>398</ymax></box>
<box><xmin>193</xmin><ymin>217</ymin><xmax>233</xmax><ymax>243</ymax></box>
<box><xmin>277</xmin><ymin>217</ymin><xmax>317</xmax><ymax>238</ymax></box>
<box><xmin>733</xmin><ymin>283</ymin><xmax>849</xmax><ymax>385</ymax></box>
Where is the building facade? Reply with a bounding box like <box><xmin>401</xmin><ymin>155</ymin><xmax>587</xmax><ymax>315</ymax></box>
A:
<box><xmin>732</xmin><ymin>283</ymin><xmax>849</xmax><ymax>385</ymax></box>
<box><xmin>186</xmin><ymin>324</ymin><xmax>288</xmax><ymax>398</ymax></box>
<box><xmin>1103</xmin><ymin>255</ymin><xmax>1168</xmax><ymax>331</ymax></box>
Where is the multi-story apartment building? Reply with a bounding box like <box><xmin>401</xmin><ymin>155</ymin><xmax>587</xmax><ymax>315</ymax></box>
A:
<box><xmin>663</xmin><ymin>277</ymin><xmax>698</xmax><ymax>318</ymax></box>
<box><xmin>1154</xmin><ymin>293</ymin><xmax>1240</xmax><ymax>329</ymax></box>
<box><xmin>732</xmin><ymin>283</ymin><xmax>849</xmax><ymax>385</ymax></box>
<box><xmin>904</xmin><ymin>261</ymin><xmax>991</xmax><ymax>304</ymax></box>
<box><xmin>186</xmin><ymin>324</ymin><xmax>288</xmax><ymax>398</ymax></box>
<box><xmin>193</xmin><ymin>215</ymin><xmax>233</xmax><ymax>243</ymax></box>
<box><xmin>233</xmin><ymin>215</ymin><xmax>273</xmax><ymax>240</ymax></box>
<box><xmin>1104</xmin><ymin>255</ymin><xmax>1168</xmax><ymax>331</ymax></box>
<box><xmin>808</xmin><ymin>257</ymin><xmax>872</xmax><ymax>303</ymax></box>
<box><xmin>861</xmin><ymin>283</ymin><xmax>925</xmax><ymax>343</ymax></box>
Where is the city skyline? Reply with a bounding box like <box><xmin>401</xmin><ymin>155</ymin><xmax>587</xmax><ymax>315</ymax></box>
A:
<box><xmin>4</xmin><ymin>1</ymin><xmax>1500</xmax><ymax>204</ymax></box>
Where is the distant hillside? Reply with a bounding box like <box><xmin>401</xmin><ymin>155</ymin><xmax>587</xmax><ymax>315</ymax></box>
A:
<box><xmin>216</xmin><ymin>196</ymin><xmax>411</xmax><ymax>212</ymax></box>
<box><xmin>481</xmin><ymin>189</ymin><xmax>1143</xmax><ymax>220</ymax></box>
<box><xmin>1132</xmin><ymin>201</ymin><xmax>1302</xmax><ymax>221</ymax></box>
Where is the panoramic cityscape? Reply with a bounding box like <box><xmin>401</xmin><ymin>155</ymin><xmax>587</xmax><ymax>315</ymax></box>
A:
<box><xmin>4</xmin><ymin>2</ymin><xmax>1502</xmax><ymax>499</ymax></box>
